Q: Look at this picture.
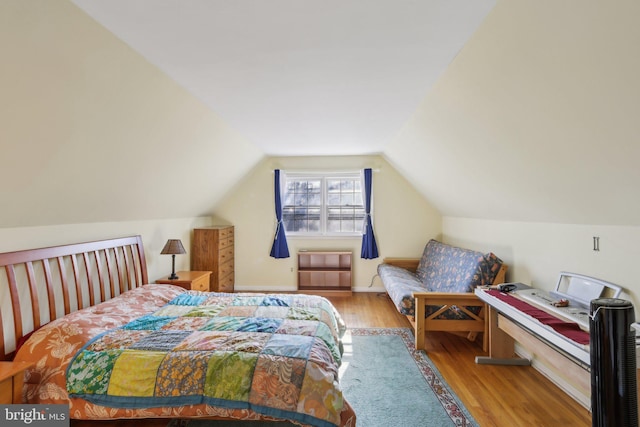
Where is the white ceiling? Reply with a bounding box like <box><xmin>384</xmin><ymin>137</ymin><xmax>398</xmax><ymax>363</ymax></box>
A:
<box><xmin>71</xmin><ymin>0</ymin><xmax>496</xmax><ymax>156</ymax></box>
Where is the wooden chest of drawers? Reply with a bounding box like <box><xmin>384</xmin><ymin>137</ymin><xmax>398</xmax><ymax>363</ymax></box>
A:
<box><xmin>191</xmin><ymin>226</ymin><xmax>234</xmax><ymax>292</ymax></box>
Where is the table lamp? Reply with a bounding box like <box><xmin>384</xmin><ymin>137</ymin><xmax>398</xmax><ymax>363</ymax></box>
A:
<box><xmin>160</xmin><ymin>239</ymin><xmax>186</xmax><ymax>280</ymax></box>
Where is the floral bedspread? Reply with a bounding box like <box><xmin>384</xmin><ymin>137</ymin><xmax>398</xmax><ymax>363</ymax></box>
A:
<box><xmin>14</xmin><ymin>285</ymin><xmax>353</xmax><ymax>427</ymax></box>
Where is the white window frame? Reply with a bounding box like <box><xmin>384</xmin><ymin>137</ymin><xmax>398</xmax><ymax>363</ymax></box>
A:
<box><xmin>283</xmin><ymin>171</ymin><xmax>366</xmax><ymax>238</ymax></box>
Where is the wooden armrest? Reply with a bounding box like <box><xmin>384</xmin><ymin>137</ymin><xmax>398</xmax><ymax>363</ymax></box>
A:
<box><xmin>383</xmin><ymin>257</ymin><xmax>420</xmax><ymax>273</ymax></box>
<box><xmin>413</xmin><ymin>291</ymin><xmax>481</xmax><ymax>306</ymax></box>
<box><xmin>491</xmin><ymin>264</ymin><xmax>508</xmax><ymax>285</ymax></box>
<box><xmin>413</xmin><ymin>291</ymin><xmax>477</xmax><ymax>299</ymax></box>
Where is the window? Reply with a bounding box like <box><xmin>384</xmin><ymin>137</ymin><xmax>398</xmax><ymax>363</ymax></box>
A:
<box><xmin>283</xmin><ymin>172</ymin><xmax>365</xmax><ymax>236</ymax></box>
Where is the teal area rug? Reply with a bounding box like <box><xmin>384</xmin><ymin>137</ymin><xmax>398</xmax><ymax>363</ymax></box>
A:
<box><xmin>341</xmin><ymin>328</ymin><xmax>476</xmax><ymax>427</ymax></box>
<box><xmin>168</xmin><ymin>327</ymin><xmax>477</xmax><ymax>427</ymax></box>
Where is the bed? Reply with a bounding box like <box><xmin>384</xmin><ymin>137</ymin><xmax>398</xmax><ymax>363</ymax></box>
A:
<box><xmin>0</xmin><ymin>236</ymin><xmax>355</xmax><ymax>427</ymax></box>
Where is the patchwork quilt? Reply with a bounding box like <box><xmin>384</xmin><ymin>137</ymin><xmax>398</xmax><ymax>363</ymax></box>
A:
<box><xmin>14</xmin><ymin>285</ymin><xmax>353</xmax><ymax>427</ymax></box>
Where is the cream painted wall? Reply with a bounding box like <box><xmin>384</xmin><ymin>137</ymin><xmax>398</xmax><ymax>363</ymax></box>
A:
<box><xmin>386</xmin><ymin>0</ymin><xmax>640</xmax><ymax>226</ymax></box>
<box><xmin>0</xmin><ymin>217</ymin><xmax>213</xmax><ymax>282</ymax></box>
<box><xmin>212</xmin><ymin>155</ymin><xmax>441</xmax><ymax>292</ymax></box>
<box><xmin>443</xmin><ymin>217</ymin><xmax>640</xmax><ymax>315</ymax></box>
<box><xmin>0</xmin><ymin>0</ymin><xmax>263</xmax><ymax>229</ymax></box>
<box><xmin>386</xmin><ymin>0</ymin><xmax>640</xmax><ymax>310</ymax></box>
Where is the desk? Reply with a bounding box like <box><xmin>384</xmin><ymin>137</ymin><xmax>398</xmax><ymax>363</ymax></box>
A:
<box><xmin>475</xmin><ymin>286</ymin><xmax>592</xmax><ymax>408</ymax></box>
<box><xmin>476</xmin><ymin>286</ymin><xmax>590</xmax><ymax>365</ymax></box>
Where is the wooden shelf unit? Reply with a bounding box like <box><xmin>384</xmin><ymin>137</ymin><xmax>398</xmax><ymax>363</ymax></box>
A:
<box><xmin>297</xmin><ymin>250</ymin><xmax>352</xmax><ymax>296</ymax></box>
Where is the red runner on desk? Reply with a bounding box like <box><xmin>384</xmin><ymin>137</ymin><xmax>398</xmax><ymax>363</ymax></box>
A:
<box><xmin>486</xmin><ymin>289</ymin><xmax>590</xmax><ymax>345</ymax></box>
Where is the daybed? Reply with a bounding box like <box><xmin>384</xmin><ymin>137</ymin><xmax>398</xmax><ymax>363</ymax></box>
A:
<box><xmin>378</xmin><ymin>239</ymin><xmax>507</xmax><ymax>350</ymax></box>
<box><xmin>0</xmin><ymin>236</ymin><xmax>355</xmax><ymax>427</ymax></box>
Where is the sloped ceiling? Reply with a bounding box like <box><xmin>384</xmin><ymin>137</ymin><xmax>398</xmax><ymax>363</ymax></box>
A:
<box><xmin>69</xmin><ymin>0</ymin><xmax>640</xmax><ymax>227</ymax></box>
<box><xmin>386</xmin><ymin>0</ymin><xmax>640</xmax><ymax>226</ymax></box>
<box><xmin>70</xmin><ymin>0</ymin><xmax>496</xmax><ymax>156</ymax></box>
<box><xmin>1</xmin><ymin>0</ymin><xmax>265</xmax><ymax>229</ymax></box>
<box><xmin>4</xmin><ymin>1</ymin><xmax>639</xmax><ymax>229</ymax></box>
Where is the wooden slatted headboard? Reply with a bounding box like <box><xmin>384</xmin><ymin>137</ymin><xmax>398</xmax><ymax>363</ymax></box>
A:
<box><xmin>0</xmin><ymin>235</ymin><xmax>148</xmax><ymax>360</ymax></box>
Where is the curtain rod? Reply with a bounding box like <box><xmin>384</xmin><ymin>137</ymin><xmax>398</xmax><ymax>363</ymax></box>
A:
<box><xmin>272</xmin><ymin>168</ymin><xmax>380</xmax><ymax>174</ymax></box>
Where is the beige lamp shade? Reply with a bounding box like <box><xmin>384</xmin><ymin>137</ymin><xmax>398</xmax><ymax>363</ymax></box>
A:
<box><xmin>161</xmin><ymin>239</ymin><xmax>186</xmax><ymax>255</ymax></box>
<box><xmin>161</xmin><ymin>239</ymin><xmax>186</xmax><ymax>279</ymax></box>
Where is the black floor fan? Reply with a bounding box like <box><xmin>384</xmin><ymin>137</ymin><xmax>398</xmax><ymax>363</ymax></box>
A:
<box><xmin>590</xmin><ymin>298</ymin><xmax>638</xmax><ymax>427</ymax></box>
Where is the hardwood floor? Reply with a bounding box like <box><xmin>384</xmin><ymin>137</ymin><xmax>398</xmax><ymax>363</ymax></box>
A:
<box><xmin>326</xmin><ymin>293</ymin><xmax>591</xmax><ymax>427</ymax></box>
<box><xmin>72</xmin><ymin>293</ymin><xmax>591</xmax><ymax>427</ymax></box>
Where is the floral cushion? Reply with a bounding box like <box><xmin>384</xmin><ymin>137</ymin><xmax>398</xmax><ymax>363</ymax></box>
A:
<box><xmin>416</xmin><ymin>239</ymin><xmax>503</xmax><ymax>292</ymax></box>
<box><xmin>377</xmin><ymin>264</ymin><xmax>424</xmax><ymax>316</ymax></box>
<box><xmin>379</xmin><ymin>240</ymin><xmax>503</xmax><ymax>318</ymax></box>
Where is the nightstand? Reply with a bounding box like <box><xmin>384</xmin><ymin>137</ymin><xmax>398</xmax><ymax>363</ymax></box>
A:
<box><xmin>156</xmin><ymin>270</ymin><xmax>212</xmax><ymax>291</ymax></box>
<box><xmin>0</xmin><ymin>361</ymin><xmax>34</xmax><ymax>404</ymax></box>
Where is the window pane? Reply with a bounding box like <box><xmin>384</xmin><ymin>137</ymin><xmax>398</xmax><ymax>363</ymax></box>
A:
<box><xmin>308</xmin><ymin>219</ymin><xmax>320</xmax><ymax>232</ymax></box>
<box><xmin>326</xmin><ymin>178</ymin><xmax>363</xmax><ymax>233</ymax></box>
<box><xmin>309</xmin><ymin>180</ymin><xmax>321</xmax><ymax>191</ymax></box>
<box><xmin>341</xmin><ymin>180</ymin><xmax>354</xmax><ymax>192</ymax></box>
<box><xmin>309</xmin><ymin>193</ymin><xmax>321</xmax><ymax>206</ymax></box>
<box><xmin>346</xmin><ymin>207</ymin><xmax>358</xmax><ymax>232</ymax></box>
<box><xmin>340</xmin><ymin>193</ymin><xmax>354</xmax><ymax>206</ymax></box>
<box><xmin>327</xmin><ymin>207</ymin><xmax>341</xmax><ymax>218</ymax></box>
<box><xmin>308</xmin><ymin>207</ymin><xmax>321</xmax><ymax>217</ymax></box>
<box><xmin>326</xmin><ymin>219</ymin><xmax>339</xmax><ymax>232</ymax></box>
<box><xmin>293</xmin><ymin>207</ymin><xmax>306</xmax><ymax>232</ymax></box>
<box><xmin>284</xmin><ymin>192</ymin><xmax>295</xmax><ymax>205</ymax></box>
<box><xmin>284</xmin><ymin>175</ymin><xmax>365</xmax><ymax>234</ymax></box>
<box><xmin>327</xmin><ymin>179</ymin><xmax>340</xmax><ymax>192</ymax></box>
<box><xmin>342</xmin><ymin>219</ymin><xmax>355</xmax><ymax>232</ymax></box>
<box><xmin>283</xmin><ymin>207</ymin><xmax>295</xmax><ymax>230</ymax></box>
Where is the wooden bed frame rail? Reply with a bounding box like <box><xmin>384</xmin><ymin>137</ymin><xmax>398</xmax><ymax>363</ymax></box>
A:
<box><xmin>0</xmin><ymin>236</ymin><xmax>148</xmax><ymax>360</ymax></box>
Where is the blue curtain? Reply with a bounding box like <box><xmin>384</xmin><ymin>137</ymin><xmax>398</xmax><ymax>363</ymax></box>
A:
<box><xmin>270</xmin><ymin>169</ymin><xmax>290</xmax><ymax>258</ymax></box>
<box><xmin>361</xmin><ymin>168</ymin><xmax>379</xmax><ymax>259</ymax></box>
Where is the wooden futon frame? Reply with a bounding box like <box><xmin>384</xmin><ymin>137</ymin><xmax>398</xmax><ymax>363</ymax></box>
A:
<box><xmin>383</xmin><ymin>257</ymin><xmax>508</xmax><ymax>351</ymax></box>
